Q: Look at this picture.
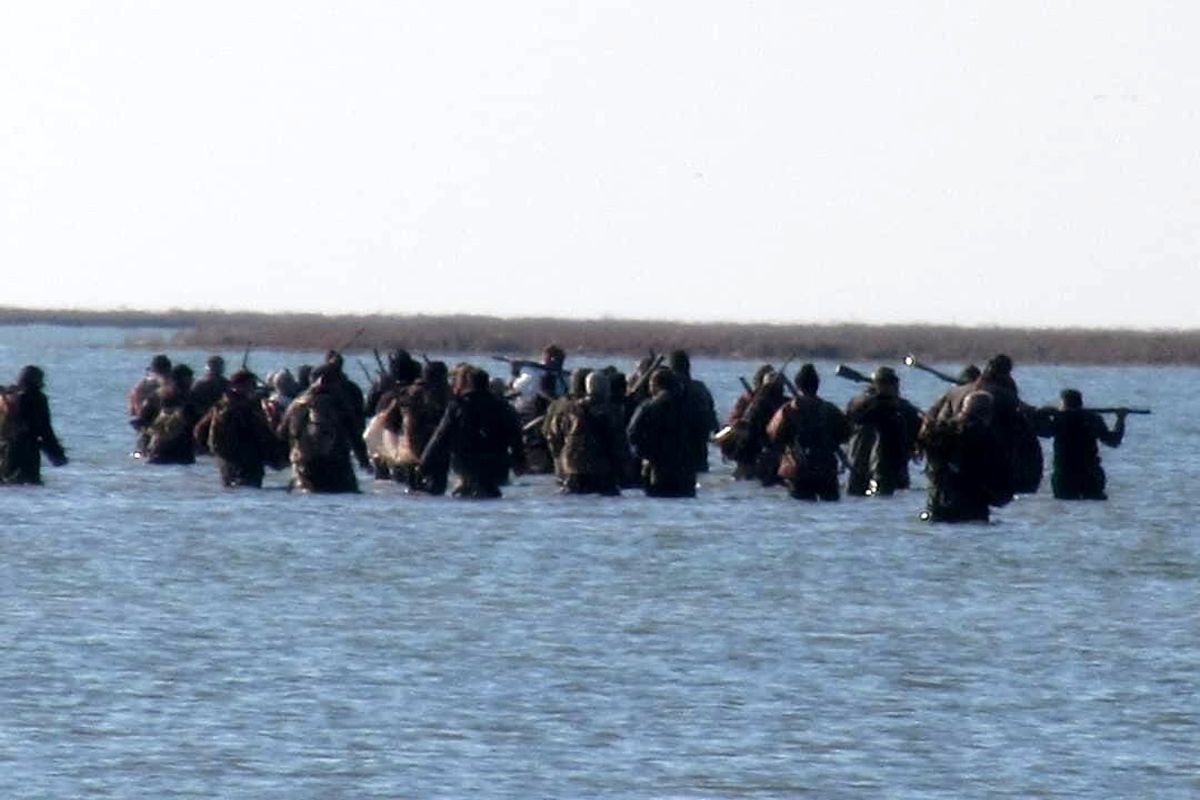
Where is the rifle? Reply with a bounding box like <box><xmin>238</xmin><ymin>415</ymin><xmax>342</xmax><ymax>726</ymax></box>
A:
<box><xmin>522</xmin><ymin>414</ymin><xmax>547</xmax><ymax>433</ymax></box>
<box><xmin>738</xmin><ymin>376</ymin><xmax>754</xmax><ymax>395</ymax></box>
<box><xmin>420</xmin><ymin>352</ymin><xmax>431</xmax><ymax>364</ymax></box>
<box><xmin>903</xmin><ymin>354</ymin><xmax>965</xmax><ymax>385</ymax></box>
<box><xmin>372</xmin><ymin>348</ymin><xmax>388</xmax><ymax>378</ymax></box>
<box><xmin>339</xmin><ymin>326</ymin><xmax>367</xmax><ymax>353</ymax></box>
<box><xmin>627</xmin><ymin>353</ymin><xmax>666</xmax><ymax>397</ymax></box>
<box><xmin>1043</xmin><ymin>406</ymin><xmax>1151</xmax><ymax>416</ymax></box>
<box><xmin>240</xmin><ymin>343</ymin><xmax>251</xmax><ymax>370</ymax></box>
<box><xmin>492</xmin><ymin>355</ymin><xmax>567</xmax><ymax>374</ymax></box>
<box><xmin>778</xmin><ymin>369</ymin><xmax>854</xmax><ymax>473</ymax></box>
<box><xmin>834</xmin><ymin>364</ymin><xmax>872</xmax><ymax>384</ymax></box>
<box><xmin>356</xmin><ymin>359</ymin><xmax>375</xmax><ymax>385</ymax></box>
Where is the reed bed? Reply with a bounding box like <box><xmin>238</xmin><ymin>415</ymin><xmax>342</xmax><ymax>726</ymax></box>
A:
<box><xmin>3</xmin><ymin>307</ymin><xmax>1198</xmax><ymax>365</ymax></box>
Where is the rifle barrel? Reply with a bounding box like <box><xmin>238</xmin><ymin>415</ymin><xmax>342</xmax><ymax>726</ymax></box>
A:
<box><xmin>904</xmin><ymin>356</ymin><xmax>962</xmax><ymax>385</ymax></box>
<box><xmin>835</xmin><ymin>364</ymin><xmax>871</xmax><ymax>384</ymax></box>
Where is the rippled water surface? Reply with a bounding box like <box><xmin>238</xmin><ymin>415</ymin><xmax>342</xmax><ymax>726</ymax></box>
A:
<box><xmin>2</xmin><ymin>326</ymin><xmax>1197</xmax><ymax>798</ymax></box>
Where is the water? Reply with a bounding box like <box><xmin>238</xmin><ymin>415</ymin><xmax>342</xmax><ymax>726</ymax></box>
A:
<box><xmin>1</xmin><ymin>326</ymin><xmax>1196</xmax><ymax>798</ymax></box>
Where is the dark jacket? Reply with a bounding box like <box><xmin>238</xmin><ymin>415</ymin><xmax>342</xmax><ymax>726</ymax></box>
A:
<box><xmin>845</xmin><ymin>390</ymin><xmax>923</xmax><ymax>496</ymax></box>
<box><xmin>767</xmin><ymin>394</ymin><xmax>851</xmax><ymax>499</ymax></box>
<box><xmin>0</xmin><ymin>386</ymin><xmax>67</xmax><ymax>484</ymax></box>
<box><xmin>627</xmin><ymin>389</ymin><xmax>696</xmax><ymax>497</ymax></box>
<box><xmin>421</xmin><ymin>389</ymin><xmax>525</xmax><ymax>497</ymax></box>
<box><xmin>921</xmin><ymin>417</ymin><xmax>1013</xmax><ymax>521</ymax></box>
<box><xmin>1036</xmin><ymin>409</ymin><xmax>1124</xmax><ymax>500</ymax></box>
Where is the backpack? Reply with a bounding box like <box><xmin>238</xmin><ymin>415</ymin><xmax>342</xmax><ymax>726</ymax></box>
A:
<box><xmin>207</xmin><ymin>400</ymin><xmax>240</xmax><ymax>459</ymax></box>
<box><xmin>147</xmin><ymin>405</ymin><xmax>191</xmax><ymax>457</ymax></box>
<box><xmin>0</xmin><ymin>387</ymin><xmax>20</xmax><ymax>441</ymax></box>
<box><xmin>297</xmin><ymin>394</ymin><xmax>342</xmax><ymax>459</ymax></box>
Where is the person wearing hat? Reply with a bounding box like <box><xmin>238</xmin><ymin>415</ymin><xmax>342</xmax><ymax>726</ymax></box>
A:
<box><xmin>194</xmin><ymin>369</ymin><xmax>285</xmax><ymax>488</ymax></box>
<box><xmin>627</xmin><ymin>368</ymin><xmax>697</xmax><ymax>498</ymax></box>
<box><xmin>766</xmin><ymin>364</ymin><xmax>851</xmax><ymax>501</ymax></box>
<box><xmin>919</xmin><ymin>390</ymin><xmax>1013</xmax><ymax>522</ymax></box>
<box><xmin>1035</xmin><ymin>388</ymin><xmax>1128</xmax><ymax>500</ymax></box>
<box><xmin>0</xmin><ymin>366</ymin><xmax>68</xmax><ymax>485</ymax></box>
<box><xmin>189</xmin><ymin>355</ymin><xmax>230</xmax><ymax>424</ymax></box>
<box><xmin>845</xmin><ymin>365</ymin><xmax>923</xmax><ymax>496</ymax></box>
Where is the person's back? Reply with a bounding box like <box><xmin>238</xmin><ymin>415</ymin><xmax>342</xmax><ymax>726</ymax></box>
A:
<box><xmin>846</xmin><ymin>367</ymin><xmax>922</xmax><ymax>496</ymax></box>
<box><xmin>422</xmin><ymin>367</ymin><xmax>524</xmax><ymax>498</ymax></box>
<box><xmin>0</xmin><ymin>366</ymin><xmax>68</xmax><ymax>485</ymax></box>
<box><xmin>767</xmin><ymin>365</ymin><xmax>850</xmax><ymax>500</ymax></box>
<box><xmin>283</xmin><ymin>365</ymin><xmax>368</xmax><ymax>493</ymax></box>
<box><xmin>1037</xmin><ymin>389</ymin><xmax>1126</xmax><ymax>500</ymax></box>
<box><xmin>628</xmin><ymin>369</ymin><xmax>696</xmax><ymax>497</ymax></box>
<box><xmin>197</xmin><ymin>370</ymin><xmax>282</xmax><ymax>487</ymax></box>
<box><xmin>556</xmin><ymin>372</ymin><xmax>622</xmax><ymax>495</ymax></box>
<box><xmin>920</xmin><ymin>391</ymin><xmax>1012</xmax><ymax>522</ymax></box>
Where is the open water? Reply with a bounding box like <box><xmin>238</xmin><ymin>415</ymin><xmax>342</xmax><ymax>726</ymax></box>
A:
<box><xmin>1</xmin><ymin>325</ymin><xmax>1196</xmax><ymax>798</ymax></box>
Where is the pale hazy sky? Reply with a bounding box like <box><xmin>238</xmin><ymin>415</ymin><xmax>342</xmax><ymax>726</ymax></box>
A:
<box><xmin>3</xmin><ymin>2</ymin><xmax>1197</xmax><ymax>329</ymax></box>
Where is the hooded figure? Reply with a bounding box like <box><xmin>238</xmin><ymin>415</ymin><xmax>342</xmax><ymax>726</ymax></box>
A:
<box><xmin>420</xmin><ymin>366</ymin><xmax>525</xmax><ymax>498</ymax></box>
<box><xmin>0</xmin><ymin>366</ymin><xmax>68</xmax><ymax>485</ymax></box>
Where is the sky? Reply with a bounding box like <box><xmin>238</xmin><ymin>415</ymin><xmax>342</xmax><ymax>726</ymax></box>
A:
<box><xmin>2</xmin><ymin>2</ymin><xmax>1198</xmax><ymax>329</ymax></box>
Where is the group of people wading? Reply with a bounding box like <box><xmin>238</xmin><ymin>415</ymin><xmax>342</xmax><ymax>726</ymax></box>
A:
<box><xmin>2</xmin><ymin>344</ymin><xmax>1143</xmax><ymax>522</ymax></box>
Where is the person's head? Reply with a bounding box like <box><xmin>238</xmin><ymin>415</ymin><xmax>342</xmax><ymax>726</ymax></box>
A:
<box><xmin>751</xmin><ymin>364</ymin><xmax>775</xmax><ymax>390</ymax></box>
<box><xmin>795</xmin><ymin>363</ymin><xmax>819</xmax><ymax>395</ymax></box>
<box><xmin>959</xmin><ymin>364</ymin><xmax>981</xmax><ymax>384</ymax></box>
<box><xmin>608</xmin><ymin>371</ymin><xmax>627</xmax><ymax>399</ymax></box>
<box><xmin>309</xmin><ymin>363</ymin><xmax>337</xmax><ymax>390</ymax></box>
<box><xmin>324</xmin><ymin>350</ymin><xmax>345</xmax><ymax>371</ymax></box>
<box><xmin>273</xmin><ymin>368</ymin><xmax>299</xmax><ymax>396</ymax></box>
<box><xmin>961</xmin><ymin>390</ymin><xmax>995</xmax><ymax>424</ymax></box>
<box><xmin>1060</xmin><ymin>388</ymin><xmax>1083</xmax><ymax>410</ymax></box>
<box><xmin>296</xmin><ymin>364</ymin><xmax>313</xmax><ymax>389</ymax></box>
<box><xmin>17</xmin><ymin>365</ymin><xmax>44</xmax><ymax>391</ymax></box>
<box><xmin>469</xmin><ymin>367</ymin><xmax>491</xmax><ymax>394</ymax></box>
<box><xmin>871</xmin><ymin>366</ymin><xmax>899</xmax><ymax>397</ymax></box>
<box><xmin>149</xmin><ymin>354</ymin><xmax>172</xmax><ymax>377</ymax></box>
<box><xmin>171</xmin><ymin>363</ymin><xmax>194</xmax><ymax>392</ymax></box>
<box><xmin>569</xmin><ymin>368</ymin><xmax>592</xmax><ymax>398</ymax></box>
<box><xmin>205</xmin><ymin>355</ymin><xmax>226</xmax><ymax>377</ymax></box>
<box><xmin>390</xmin><ymin>350</ymin><xmax>420</xmax><ymax>383</ymax></box>
<box><xmin>668</xmin><ymin>349</ymin><xmax>691</xmax><ymax>378</ymax></box>
<box><xmin>585</xmin><ymin>370</ymin><xmax>609</xmax><ymax>402</ymax></box>
<box><xmin>542</xmin><ymin>345</ymin><xmax>565</xmax><ymax>370</ymax></box>
<box><xmin>230</xmin><ymin>369</ymin><xmax>257</xmax><ymax>394</ymax></box>
<box><xmin>422</xmin><ymin>360</ymin><xmax>448</xmax><ymax>387</ymax></box>
<box><xmin>983</xmin><ymin>354</ymin><xmax>1013</xmax><ymax>380</ymax></box>
<box><xmin>649</xmin><ymin>367</ymin><xmax>678</xmax><ymax>396</ymax></box>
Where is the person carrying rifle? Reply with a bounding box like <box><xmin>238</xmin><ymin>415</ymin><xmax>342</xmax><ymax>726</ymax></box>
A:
<box><xmin>627</xmin><ymin>368</ymin><xmax>697</xmax><ymax>498</ymax></box>
<box><xmin>719</xmin><ymin>365</ymin><xmax>786</xmax><ymax>483</ymax></box>
<box><xmin>845</xmin><ymin>366</ymin><xmax>923</xmax><ymax>496</ymax></box>
<box><xmin>766</xmin><ymin>364</ymin><xmax>851</xmax><ymax>501</ymax></box>
<box><xmin>1035</xmin><ymin>389</ymin><xmax>1132</xmax><ymax>500</ymax></box>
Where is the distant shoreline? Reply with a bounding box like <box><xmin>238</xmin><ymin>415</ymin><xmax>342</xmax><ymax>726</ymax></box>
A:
<box><xmin>2</xmin><ymin>307</ymin><xmax>1198</xmax><ymax>365</ymax></box>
